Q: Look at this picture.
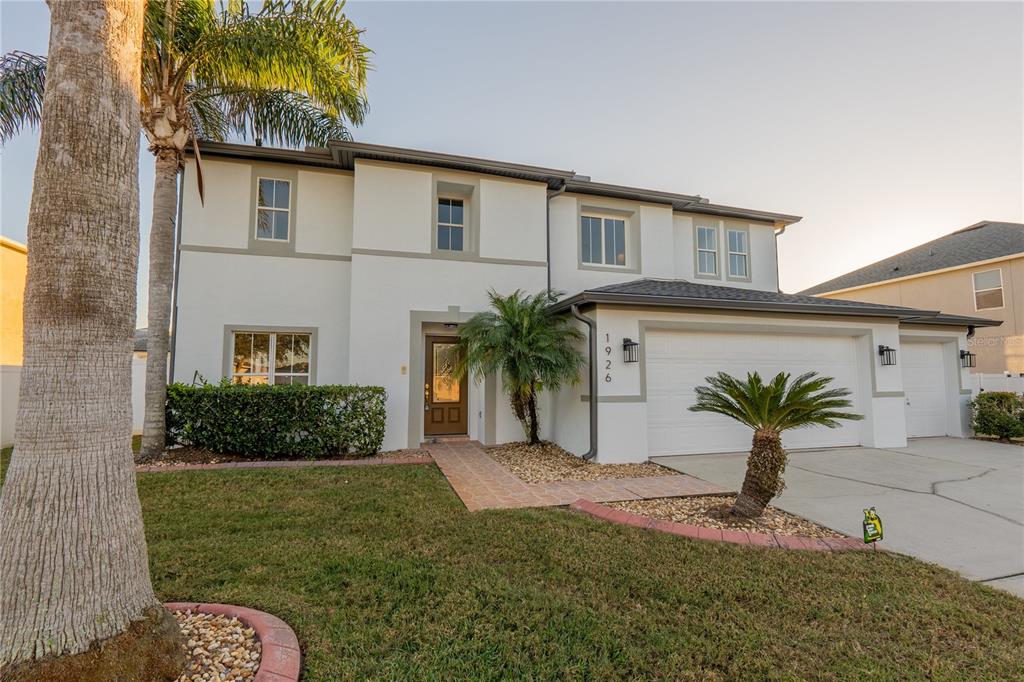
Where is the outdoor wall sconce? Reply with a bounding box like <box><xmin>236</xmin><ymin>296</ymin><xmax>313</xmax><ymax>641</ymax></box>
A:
<box><xmin>623</xmin><ymin>338</ymin><xmax>639</xmax><ymax>363</ymax></box>
<box><xmin>878</xmin><ymin>345</ymin><xmax>897</xmax><ymax>366</ymax></box>
<box><xmin>960</xmin><ymin>350</ymin><xmax>976</xmax><ymax>368</ymax></box>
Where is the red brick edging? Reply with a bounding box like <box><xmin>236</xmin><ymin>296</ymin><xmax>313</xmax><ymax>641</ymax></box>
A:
<box><xmin>138</xmin><ymin>454</ymin><xmax>433</xmax><ymax>473</ymax></box>
<box><xmin>164</xmin><ymin>602</ymin><xmax>301</xmax><ymax>682</ymax></box>
<box><xmin>570</xmin><ymin>499</ymin><xmax>871</xmax><ymax>551</ymax></box>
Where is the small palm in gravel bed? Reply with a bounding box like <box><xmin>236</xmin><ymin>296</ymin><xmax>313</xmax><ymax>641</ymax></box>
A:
<box><xmin>690</xmin><ymin>371</ymin><xmax>862</xmax><ymax>518</ymax></box>
<box><xmin>488</xmin><ymin>441</ymin><xmax>678</xmax><ymax>483</ymax></box>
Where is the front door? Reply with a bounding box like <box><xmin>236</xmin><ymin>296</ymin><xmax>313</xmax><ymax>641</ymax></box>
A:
<box><xmin>424</xmin><ymin>336</ymin><xmax>468</xmax><ymax>437</ymax></box>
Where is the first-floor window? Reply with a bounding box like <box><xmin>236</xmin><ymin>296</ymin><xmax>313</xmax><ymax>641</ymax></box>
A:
<box><xmin>232</xmin><ymin>331</ymin><xmax>311</xmax><ymax>384</ymax></box>
<box><xmin>581</xmin><ymin>215</ymin><xmax>626</xmax><ymax>266</ymax></box>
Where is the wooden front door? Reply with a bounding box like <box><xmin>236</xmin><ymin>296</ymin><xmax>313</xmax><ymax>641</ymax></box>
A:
<box><xmin>424</xmin><ymin>336</ymin><xmax>468</xmax><ymax>436</ymax></box>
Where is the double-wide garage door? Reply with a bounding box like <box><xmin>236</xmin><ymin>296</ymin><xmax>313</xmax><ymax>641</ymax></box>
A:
<box><xmin>646</xmin><ymin>330</ymin><xmax>864</xmax><ymax>456</ymax></box>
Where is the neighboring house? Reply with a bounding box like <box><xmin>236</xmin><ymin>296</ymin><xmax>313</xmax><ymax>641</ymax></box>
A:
<box><xmin>801</xmin><ymin>221</ymin><xmax>1024</xmax><ymax>375</ymax></box>
<box><xmin>1</xmin><ymin>236</ymin><xmax>27</xmax><ymax>446</ymax></box>
<box><xmin>170</xmin><ymin>141</ymin><xmax>998</xmax><ymax>462</ymax></box>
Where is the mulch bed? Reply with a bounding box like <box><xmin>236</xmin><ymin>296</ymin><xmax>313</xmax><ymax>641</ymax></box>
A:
<box><xmin>608</xmin><ymin>495</ymin><xmax>844</xmax><ymax>538</ymax></box>
<box><xmin>487</xmin><ymin>441</ymin><xmax>679</xmax><ymax>483</ymax></box>
<box><xmin>174</xmin><ymin>610</ymin><xmax>261</xmax><ymax>681</ymax></box>
<box><xmin>139</xmin><ymin>446</ymin><xmax>427</xmax><ymax>467</ymax></box>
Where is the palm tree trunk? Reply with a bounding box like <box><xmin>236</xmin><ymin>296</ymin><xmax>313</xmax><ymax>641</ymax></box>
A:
<box><xmin>138</xmin><ymin>149</ymin><xmax>181</xmax><ymax>461</ymax></box>
<box><xmin>731</xmin><ymin>429</ymin><xmax>787</xmax><ymax>518</ymax></box>
<box><xmin>0</xmin><ymin>1</ymin><xmax>184</xmax><ymax>677</ymax></box>
<box><xmin>527</xmin><ymin>388</ymin><xmax>540</xmax><ymax>445</ymax></box>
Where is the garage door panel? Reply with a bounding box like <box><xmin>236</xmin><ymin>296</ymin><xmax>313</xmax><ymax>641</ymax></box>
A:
<box><xmin>646</xmin><ymin>331</ymin><xmax>863</xmax><ymax>456</ymax></box>
<box><xmin>902</xmin><ymin>342</ymin><xmax>949</xmax><ymax>438</ymax></box>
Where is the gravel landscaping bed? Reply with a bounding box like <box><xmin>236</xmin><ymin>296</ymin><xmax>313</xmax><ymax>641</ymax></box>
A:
<box><xmin>488</xmin><ymin>441</ymin><xmax>679</xmax><ymax>483</ymax></box>
<box><xmin>608</xmin><ymin>495</ymin><xmax>844</xmax><ymax>538</ymax></box>
<box><xmin>141</xmin><ymin>446</ymin><xmax>427</xmax><ymax>467</ymax></box>
<box><xmin>174</xmin><ymin>610</ymin><xmax>261</xmax><ymax>681</ymax></box>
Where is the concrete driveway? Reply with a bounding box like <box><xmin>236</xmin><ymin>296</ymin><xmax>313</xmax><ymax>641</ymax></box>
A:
<box><xmin>655</xmin><ymin>438</ymin><xmax>1024</xmax><ymax>596</ymax></box>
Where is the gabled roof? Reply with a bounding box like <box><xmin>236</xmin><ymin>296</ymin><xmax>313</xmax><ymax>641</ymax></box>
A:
<box><xmin>191</xmin><ymin>140</ymin><xmax>802</xmax><ymax>226</ymax></box>
<box><xmin>551</xmin><ymin>278</ymin><xmax>1001</xmax><ymax>327</ymax></box>
<box><xmin>800</xmin><ymin>221</ymin><xmax>1024</xmax><ymax>295</ymax></box>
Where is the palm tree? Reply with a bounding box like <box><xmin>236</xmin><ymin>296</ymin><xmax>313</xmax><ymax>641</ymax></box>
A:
<box><xmin>0</xmin><ymin>0</ymin><xmax>185</xmax><ymax>677</ymax></box>
<box><xmin>689</xmin><ymin>371</ymin><xmax>862</xmax><ymax>518</ymax></box>
<box><xmin>0</xmin><ymin>0</ymin><xmax>371</xmax><ymax>461</ymax></box>
<box><xmin>454</xmin><ymin>290</ymin><xmax>585</xmax><ymax>445</ymax></box>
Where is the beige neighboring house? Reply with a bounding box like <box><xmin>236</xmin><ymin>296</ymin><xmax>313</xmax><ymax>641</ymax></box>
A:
<box><xmin>1</xmin><ymin>236</ymin><xmax>28</xmax><ymax>446</ymax></box>
<box><xmin>802</xmin><ymin>221</ymin><xmax>1023</xmax><ymax>374</ymax></box>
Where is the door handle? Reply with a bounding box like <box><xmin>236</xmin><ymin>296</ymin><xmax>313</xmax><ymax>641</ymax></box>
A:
<box><xmin>424</xmin><ymin>382</ymin><xmax>430</xmax><ymax>410</ymax></box>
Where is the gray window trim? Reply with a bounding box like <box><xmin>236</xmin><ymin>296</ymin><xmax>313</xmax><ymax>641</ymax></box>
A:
<box><xmin>725</xmin><ymin>223</ymin><xmax>752</xmax><ymax>282</ymax></box>
<box><xmin>248</xmin><ymin>164</ymin><xmax>299</xmax><ymax>255</ymax></box>
<box><xmin>694</xmin><ymin>222</ymin><xmax>721</xmax><ymax>280</ymax></box>
<box><xmin>576</xmin><ymin>201</ymin><xmax>641</xmax><ymax>274</ymax></box>
<box><xmin>431</xmin><ymin>178</ymin><xmax>479</xmax><ymax>258</ymax></box>
<box><xmin>222</xmin><ymin>325</ymin><xmax>318</xmax><ymax>384</ymax></box>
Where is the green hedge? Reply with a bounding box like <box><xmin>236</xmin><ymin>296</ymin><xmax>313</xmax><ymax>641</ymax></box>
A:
<box><xmin>166</xmin><ymin>382</ymin><xmax>387</xmax><ymax>458</ymax></box>
<box><xmin>970</xmin><ymin>391</ymin><xmax>1024</xmax><ymax>441</ymax></box>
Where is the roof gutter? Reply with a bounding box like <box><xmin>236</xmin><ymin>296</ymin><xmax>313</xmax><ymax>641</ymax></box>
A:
<box><xmin>546</xmin><ymin>179</ymin><xmax>568</xmax><ymax>292</ymax></box>
<box><xmin>569</xmin><ymin>304</ymin><xmax>597</xmax><ymax>461</ymax></box>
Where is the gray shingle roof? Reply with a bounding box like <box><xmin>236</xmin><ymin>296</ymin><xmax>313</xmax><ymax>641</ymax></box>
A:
<box><xmin>800</xmin><ymin>221</ymin><xmax>1024</xmax><ymax>295</ymax></box>
<box><xmin>551</xmin><ymin>278</ymin><xmax>1001</xmax><ymax>327</ymax></box>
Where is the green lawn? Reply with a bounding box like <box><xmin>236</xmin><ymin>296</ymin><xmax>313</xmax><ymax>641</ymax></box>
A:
<box><xmin>2</xmin><ymin>456</ymin><xmax>1023</xmax><ymax>679</ymax></box>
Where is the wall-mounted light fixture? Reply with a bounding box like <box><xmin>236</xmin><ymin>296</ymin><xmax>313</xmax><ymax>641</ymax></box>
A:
<box><xmin>959</xmin><ymin>349</ymin><xmax>976</xmax><ymax>368</ymax></box>
<box><xmin>878</xmin><ymin>345</ymin><xmax>897</xmax><ymax>366</ymax></box>
<box><xmin>623</xmin><ymin>338</ymin><xmax>639</xmax><ymax>363</ymax></box>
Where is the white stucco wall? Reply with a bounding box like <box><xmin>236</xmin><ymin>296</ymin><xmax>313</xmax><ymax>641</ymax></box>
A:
<box><xmin>478</xmin><ymin>178</ymin><xmax>547</xmax><ymax>262</ymax></box>
<box><xmin>352</xmin><ymin>161</ymin><xmax>432</xmax><ymax>254</ymax></box>
<box><xmin>544</xmin><ymin>306</ymin><xmax>945</xmax><ymax>463</ymax></box>
<box><xmin>671</xmin><ymin>214</ymin><xmax>779</xmax><ymax>291</ymax></box>
<box><xmin>173</xmin><ymin>251</ymin><xmax>351</xmax><ymax>385</ymax></box>
<box><xmin>180</xmin><ymin>159</ymin><xmax>251</xmax><ymax>249</ymax></box>
<box><xmin>295</xmin><ymin>170</ymin><xmax>354</xmax><ymax>256</ymax></box>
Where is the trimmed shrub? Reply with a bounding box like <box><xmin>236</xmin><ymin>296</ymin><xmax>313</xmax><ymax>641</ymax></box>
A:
<box><xmin>970</xmin><ymin>391</ymin><xmax>1024</xmax><ymax>441</ymax></box>
<box><xmin>166</xmin><ymin>381</ymin><xmax>387</xmax><ymax>458</ymax></box>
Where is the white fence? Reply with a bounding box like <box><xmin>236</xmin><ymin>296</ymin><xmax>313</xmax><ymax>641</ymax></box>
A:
<box><xmin>1</xmin><ymin>354</ymin><xmax>148</xmax><ymax>447</ymax></box>
<box><xmin>969</xmin><ymin>372</ymin><xmax>1024</xmax><ymax>395</ymax></box>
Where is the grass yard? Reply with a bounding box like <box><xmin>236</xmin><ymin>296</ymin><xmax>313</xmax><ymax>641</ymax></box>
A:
<box><xmin>2</xmin><ymin>455</ymin><xmax>1023</xmax><ymax>679</ymax></box>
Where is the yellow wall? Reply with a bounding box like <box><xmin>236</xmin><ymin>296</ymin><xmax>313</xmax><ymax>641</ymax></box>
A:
<box><xmin>821</xmin><ymin>257</ymin><xmax>1024</xmax><ymax>373</ymax></box>
<box><xmin>1</xmin><ymin>237</ymin><xmax>27</xmax><ymax>366</ymax></box>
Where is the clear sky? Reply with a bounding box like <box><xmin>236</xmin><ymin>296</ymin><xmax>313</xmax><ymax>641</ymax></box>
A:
<box><xmin>2</xmin><ymin>1</ymin><xmax>1022</xmax><ymax>324</ymax></box>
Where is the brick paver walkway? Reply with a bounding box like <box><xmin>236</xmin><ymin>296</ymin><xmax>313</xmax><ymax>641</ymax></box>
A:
<box><xmin>428</xmin><ymin>440</ymin><xmax>728</xmax><ymax>511</ymax></box>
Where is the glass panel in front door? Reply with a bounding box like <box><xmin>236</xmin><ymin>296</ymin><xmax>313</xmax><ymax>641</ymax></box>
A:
<box><xmin>432</xmin><ymin>343</ymin><xmax>459</xmax><ymax>403</ymax></box>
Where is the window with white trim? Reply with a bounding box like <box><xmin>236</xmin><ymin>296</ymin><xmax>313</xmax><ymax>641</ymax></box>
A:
<box><xmin>581</xmin><ymin>215</ymin><xmax>626</xmax><ymax>266</ymax></box>
<box><xmin>727</xmin><ymin>229</ymin><xmax>749</xmax><ymax>278</ymax></box>
<box><xmin>255</xmin><ymin>178</ymin><xmax>290</xmax><ymax>241</ymax></box>
<box><xmin>232</xmin><ymin>331</ymin><xmax>311</xmax><ymax>385</ymax></box>
<box><xmin>696</xmin><ymin>225</ymin><xmax>718</xmax><ymax>276</ymax></box>
<box><xmin>437</xmin><ymin>198</ymin><xmax>464</xmax><ymax>251</ymax></box>
<box><xmin>973</xmin><ymin>269</ymin><xmax>1003</xmax><ymax>310</ymax></box>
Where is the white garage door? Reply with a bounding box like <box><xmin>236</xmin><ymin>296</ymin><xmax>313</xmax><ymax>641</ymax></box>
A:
<box><xmin>646</xmin><ymin>330</ymin><xmax>864</xmax><ymax>456</ymax></box>
<box><xmin>901</xmin><ymin>341</ymin><xmax>949</xmax><ymax>438</ymax></box>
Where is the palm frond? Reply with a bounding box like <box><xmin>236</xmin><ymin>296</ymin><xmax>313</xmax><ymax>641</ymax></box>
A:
<box><xmin>0</xmin><ymin>51</ymin><xmax>46</xmax><ymax>142</ymax></box>
<box><xmin>216</xmin><ymin>88</ymin><xmax>359</xmax><ymax>145</ymax></box>
<box><xmin>689</xmin><ymin>370</ymin><xmax>863</xmax><ymax>434</ymax></box>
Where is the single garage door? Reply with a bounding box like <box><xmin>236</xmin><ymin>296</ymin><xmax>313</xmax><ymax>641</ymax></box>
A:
<box><xmin>901</xmin><ymin>341</ymin><xmax>950</xmax><ymax>437</ymax></box>
<box><xmin>646</xmin><ymin>330</ymin><xmax>864</xmax><ymax>456</ymax></box>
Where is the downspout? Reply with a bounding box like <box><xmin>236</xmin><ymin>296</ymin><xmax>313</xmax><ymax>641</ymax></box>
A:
<box><xmin>167</xmin><ymin>167</ymin><xmax>185</xmax><ymax>383</ymax></box>
<box><xmin>546</xmin><ymin>179</ymin><xmax>568</xmax><ymax>293</ymax></box>
<box><xmin>570</xmin><ymin>303</ymin><xmax>598</xmax><ymax>460</ymax></box>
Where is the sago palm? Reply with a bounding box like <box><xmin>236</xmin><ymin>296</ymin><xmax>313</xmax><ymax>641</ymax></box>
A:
<box><xmin>454</xmin><ymin>290</ymin><xmax>585</xmax><ymax>444</ymax></box>
<box><xmin>689</xmin><ymin>371</ymin><xmax>862</xmax><ymax>518</ymax></box>
<box><xmin>0</xmin><ymin>0</ymin><xmax>370</xmax><ymax>460</ymax></box>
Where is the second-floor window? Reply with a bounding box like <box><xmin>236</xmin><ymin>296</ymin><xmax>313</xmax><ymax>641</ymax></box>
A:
<box><xmin>696</xmin><ymin>225</ymin><xmax>718</xmax><ymax>276</ymax></box>
<box><xmin>973</xmin><ymin>269</ymin><xmax>1003</xmax><ymax>310</ymax></box>
<box><xmin>256</xmin><ymin>178</ymin><xmax>290</xmax><ymax>241</ymax></box>
<box><xmin>727</xmin><ymin>229</ymin><xmax>749</xmax><ymax>278</ymax></box>
<box><xmin>437</xmin><ymin>198</ymin><xmax>464</xmax><ymax>251</ymax></box>
<box><xmin>581</xmin><ymin>215</ymin><xmax>626</xmax><ymax>267</ymax></box>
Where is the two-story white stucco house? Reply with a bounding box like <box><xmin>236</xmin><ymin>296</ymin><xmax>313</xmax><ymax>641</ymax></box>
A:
<box><xmin>169</xmin><ymin>140</ymin><xmax>999</xmax><ymax>462</ymax></box>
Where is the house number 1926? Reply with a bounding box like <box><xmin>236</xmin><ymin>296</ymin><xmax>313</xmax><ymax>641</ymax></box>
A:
<box><xmin>604</xmin><ymin>334</ymin><xmax>612</xmax><ymax>382</ymax></box>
